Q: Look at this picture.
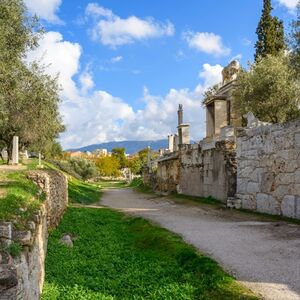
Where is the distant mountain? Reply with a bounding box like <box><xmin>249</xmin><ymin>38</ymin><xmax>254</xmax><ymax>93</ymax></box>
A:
<box><xmin>68</xmin><ymin>139</ymin><xmax>168</xmax><ymax>155</ymax></box>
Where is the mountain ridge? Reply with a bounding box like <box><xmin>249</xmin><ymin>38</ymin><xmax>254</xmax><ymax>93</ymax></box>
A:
<box><xmin>67</xmin><ymin>139</ymin><xmax>168</xmax><ymax>155</ymax></box>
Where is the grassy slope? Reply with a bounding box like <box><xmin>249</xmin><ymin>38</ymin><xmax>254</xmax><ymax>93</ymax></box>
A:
<box><xmin>42</xmin><ymin>207</ymin><xmax>258</xmax><ymax>300</ymax></box>
<box><xmin>0</xmin><ymin>170</ymin><xmax>44</xmax><ymax>228</ymax></box>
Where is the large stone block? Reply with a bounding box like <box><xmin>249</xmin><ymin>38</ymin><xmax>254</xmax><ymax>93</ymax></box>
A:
<box><xmin>295</xmin><ymin>133</ymin><xmax>300</xmax><ymax>148</ymax></box>
<box><xmin>281</xmin><ymin>195</ymin><xmax>296</xmax><ymax>218</ymax></box>
<box><xmin>247</xmin><ymin>182</ymin><xmax>259</xmax><ymax>194</ymax></box>
<box><xmin>257</xmin><ymin>194</ymin><xmax>279</xmax><ymax>215</ymax></box>
<box><xmin>296</xmin><ymin>197</ymin><xmax>300</xmax><ymax>219</ymax></box>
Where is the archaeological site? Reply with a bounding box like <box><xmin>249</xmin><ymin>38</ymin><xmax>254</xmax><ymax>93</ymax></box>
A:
<box><xmin>144</xmin><ymin>60</ymin><xmax>300</xmax><ymax>220</ymax></box>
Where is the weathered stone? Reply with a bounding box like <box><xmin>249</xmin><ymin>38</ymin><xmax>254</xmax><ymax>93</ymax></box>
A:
<box><xmin>0</xmin><ymin>223</ymin><xmax>12</xmax><ymax>240</ymax></box>
<box><xmin>257</xmin><ymin>194</ymin><xmax>279</xmax><ymax>215</ymax></box>
<box><xmin>281</xmin><ymin>195</ymin><xmax>296</xmax><ymax>218</ymax></box>
<box><xmin>13</xmin><ymin>231</ymin><xmax>32</xmax><ymax>246</ymax></box>
<box><xmin>295</xmin><ymin>133</ymin><xmax>300</xmax><ymax>148</ymax></box>
<box><xmin>0</xmin><ymin>264</ymin><xmax>18</xmax><ymax>291</ymax></box>
<box><xmin>247</xmin><ymin>182</ymin><xmax>259</xmax><ymax>194</ymax></box>
<box><xmin>60</xmin><ymin>234</ymin><xmax>73</xmax><ymax>248</ymax></box>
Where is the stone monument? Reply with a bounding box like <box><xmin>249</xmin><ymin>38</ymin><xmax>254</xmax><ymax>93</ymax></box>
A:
<box><xmin>11</xmin><ymin>136</ymin><xmax>19</xmax><ymax>165</ymax></box>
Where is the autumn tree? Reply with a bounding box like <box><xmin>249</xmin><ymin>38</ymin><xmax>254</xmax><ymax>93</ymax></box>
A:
<box><xmin>112</xmin><ymin>148</ymin><xmax>127</xmax><ymax>168</ymax></box>
<box><xmin>95</xmin><ymin>156</ymin><xmax>121</xmax><ymax>177</ymax></box>
<box><xmin>255</xmin><ymin>0</ymin><xmax>285</xmax><ymax>60</ymax></box>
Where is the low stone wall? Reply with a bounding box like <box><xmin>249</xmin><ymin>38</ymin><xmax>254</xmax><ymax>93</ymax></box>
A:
<box><xmin>179</xmin><ymin>142</ymin><xmax>236</xmax><ymax>202</ymax></box>
<box><xmin>236</xmin><ymin>119</ymin><xmax>300</xmax><ymax>219</ymax></box>
<box><xmin>0</xmin><ymin>170</ymin><xmax>68</xmax><ymax>300</ymax></box>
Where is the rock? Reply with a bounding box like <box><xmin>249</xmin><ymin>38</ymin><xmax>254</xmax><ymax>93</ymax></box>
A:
<box><xmin>60</xmin><ymin>234</ymin><xmax>73</xmax><ymax>247</ymax></box>
<box><xmin>0</xmin><ymin>264</ymin><xmax>18</xmax><ymax>290</ymax></box>
<box><xmin>13</xmin><ymin>231</ymin><xmax>32</xmax><ymax>246</ymax></box>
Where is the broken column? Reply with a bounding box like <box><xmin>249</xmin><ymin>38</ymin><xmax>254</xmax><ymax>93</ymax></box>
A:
<box><xmin>12</xmin><ymin>136</ymin><xmax>19</xmax><ymax>165</ymax></box>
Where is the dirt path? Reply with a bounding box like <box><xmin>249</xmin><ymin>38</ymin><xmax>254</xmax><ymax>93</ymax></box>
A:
<box><xmin>101</xmin><ymin>188</ymin><xmax>300</xmax><ymax>300</ymax></box>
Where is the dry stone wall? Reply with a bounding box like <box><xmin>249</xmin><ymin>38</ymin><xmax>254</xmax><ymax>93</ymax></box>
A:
<box><xmin>236</xmin><ymin>119</ymin><xmax>300</xmax><ymax>219</ymax></box>
<box><xmin>0</xmin><ymin>170</ymin><xmax>68</xmax><ymax>300</ymax></box>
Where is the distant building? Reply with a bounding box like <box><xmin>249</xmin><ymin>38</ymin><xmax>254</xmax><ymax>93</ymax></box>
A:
<box><xmin>93</xmin><ymin>148</ymin><xmax>108</xmax><ymax>157</ymax></box>
<box><xmin>69</xmin><ymin>151</ymin><xmax>83</xmax><ymax>158</ymax></box>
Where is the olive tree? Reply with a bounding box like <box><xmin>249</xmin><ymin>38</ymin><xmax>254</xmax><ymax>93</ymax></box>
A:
<box><xmin>233</xmin><ymin>53</ymin><xmax>300</xmax><ymax>124</ymax></box>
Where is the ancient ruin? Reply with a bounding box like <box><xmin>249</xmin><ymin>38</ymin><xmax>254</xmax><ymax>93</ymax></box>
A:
<box><xmin>144</xmin><ymin>60</ymin><xmax>300</xmax><ymax>220</ymax></box>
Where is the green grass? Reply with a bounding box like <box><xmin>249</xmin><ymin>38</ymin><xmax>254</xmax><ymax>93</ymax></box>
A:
<box><xmin>129</xmin><ymin>177</ymin><xmax>153</xmax><ymax>193</ymax></box>
<box><xmin>99</xmin><ymin>180</ymin><xmax>128</xmax><ymax>189</ymax></box>
<box><xmin>171</xmin><ymin>193</ymin><xmax>222</xmax><ymax>206</ymax></box>
<box><xmin>42</xmin><ymin>207</ymin><xmax>259</xmax><ymax>300</ymax></box>
<box><xmin>0</xmin><ymin>171</ymin><xmax>45</xmax><ymax>228</ymax></box>
<box><xmin>68</xmin><ymin>177</ymin><xmax>102</xmax><ymax>204</ymax></box>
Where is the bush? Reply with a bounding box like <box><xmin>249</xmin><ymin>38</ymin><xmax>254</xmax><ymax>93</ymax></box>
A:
<box><xmin>69</xmin><ymin>158</ymin><xmax>98</xmax><ymax>180</ymax></box>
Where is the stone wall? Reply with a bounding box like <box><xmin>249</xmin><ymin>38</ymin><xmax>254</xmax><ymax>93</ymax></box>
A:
<box><xmin>179</xmin><ymin>141</ymin><xmax>236</xmax><ymax>202</ymax></box>
<box><xmin>236</xmin><ymin>119</ymin><xmax>300</xmax><ymax>219</ymax></box>
<box><xmin>0</xmin><ymin>170</ymin><xmax>68</xmax><ymax>300</ymax></box>
<box><xmin>156</xmin><ymin>154</ymin><xmax>180</xmax><ymax>194</ymax></box>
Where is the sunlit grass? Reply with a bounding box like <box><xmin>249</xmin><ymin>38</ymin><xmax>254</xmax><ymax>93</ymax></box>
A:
<box><xmin>42</xmin><ymin>207</ymin><xmax>259</xmax><ymax>300</ymax></box>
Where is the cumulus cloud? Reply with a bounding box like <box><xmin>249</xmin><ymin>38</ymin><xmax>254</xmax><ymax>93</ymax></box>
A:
<box><xmin>26</xmin><ymin>31</ymin><xmax>223</xmax><ymax>149</ymax></box>
<box><xmin>26</xmin><ymin>31</ymin><xmax>81</xmax><ymax>100</ymax></box>
<box><xmin>85</xmin><ymin>2</ymin><xmax>175</xmax><ymax>48</ymax></box>
<box><xmin>277</xmin><ymin>0</ymin><xmax>298</xmax><ymax>10</ymax></box>
<box><xmin>184</xmin><ymin>31</ymin><xmax>231</xmax><ymax>56</ymax></box>
<box><xmin>24</xmin><ymin>0</ymin><xmax>62</xmax><ymax>23</ymax></box>
<box><xmin>79</xmin><ymin>72</ymin><xmax>94</xmax><ymax>94</ymax></box>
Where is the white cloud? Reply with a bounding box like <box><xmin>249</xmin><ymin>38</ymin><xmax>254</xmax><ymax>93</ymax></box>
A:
<box><xmin>277</xmin><ymin>0</ymin><xmax>298</xmax><ymax>10</ymax></box>
<box><xmin>110</xmin><ymin>56</ymin><xmax>123</xmax><ymax>63</ymax></box>
<box><xmin>79</xmin><ymin>72</ymin><xmax>94</xmax><ymax>94</ymax></box>
<box><xmin>85</xmin><ymin>2</ymin><xmax>175</xmax><ymax>48</ymax></box>
<box><xmin>26</xmin><ymin>31</ymin><xmax>81</xmax><ymax>100</ymax></box>
<box><xmin>184</xmin><ymin>31</ymin><xmax>231</xmax><ymax>57</ymax></box>
<box><xmin>27</xmin><ymin>31</ymin><xmax>223</xmax><ymax>149</ymax></box>
<box><xmin>24</xmin><ymin>0</ymin><xmax>62</xmax><ymax>23</ymax></box>
<box><xmin>199</xmin><ymin>64</ymin><xmax>223</xmax><ymax>87</ymax></box>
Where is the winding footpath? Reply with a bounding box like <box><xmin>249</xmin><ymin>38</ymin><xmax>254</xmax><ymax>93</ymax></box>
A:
<box><xmin>101</xmin><ymin>188</ymin><xmax>300</xmax><ymax>300</ymax></box>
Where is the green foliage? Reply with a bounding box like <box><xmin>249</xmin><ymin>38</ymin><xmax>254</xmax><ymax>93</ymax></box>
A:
<box><xmin>6</xmin><ymin>242</ymin><xmax>22</xmax><ymax>257</ymax></box>
<box><xmin>42</xmin><ymin>208</ymin><xmax>258</xmax><ymax>300</ymax></box>
<box><xmin>129</xmin><ymin>177</ymin><xmax>152</xmax><ymax>193</ymax></box>
<box><xmin>0</xmin><ymin>0</ymin><xmax>64</xmax><ymax>161</ymax></box>
<box><xmin>233</xmin><ymin>53</ymin><xmax>300</xmax><ymax>123</ymax></box>
<box><xmin>255</xmin><ymin>0</ymin><xmax>286</xmax><ymax>60</ymax></box>
<box><xmin>69</xmin><ymin>158</ymin><xmax>98</xmax><ymax>180</ymax></box>
<box><xmin>47</xmin><ymin>160</ymin><xmax>82</xmax><ymax>179</ymax></box>
<box><xmin>127</xmin><ymin>148</ymin><xmax>152</xmax><ymax>175</ymax></box>
<box><xmin>68</xmin><ymin>178</ymin><xmax>101</xmax><ymax>204</ymax></box>
<box><xmin>44</xmin><ymin>141</ymin><xmax>63</xmax><ymax>160</ymax></box>
<box><xmin>111</xmin><ymin>148</ymin><xmax>127</xmax><ymax>168</ymax></box>
<box><xmin>95</xmin><ymin>156</ymin><xmax>121</xmax><ymax>177</ymax></box>
<box><xmin>0</xmin><ymin>171</ymin><xmax>44</xmax><ymax>226</ymax></box>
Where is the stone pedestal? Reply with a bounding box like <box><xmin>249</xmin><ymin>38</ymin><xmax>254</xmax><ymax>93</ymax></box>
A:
<box><xmin>12</xmin><ymin>136</ymin><xmax>19</xmax><ymax>165</ymax></box>
<box><xmin>178</xmin><ymin>124</ymin><xmax>190</xmax><ymax>145</ymax></box>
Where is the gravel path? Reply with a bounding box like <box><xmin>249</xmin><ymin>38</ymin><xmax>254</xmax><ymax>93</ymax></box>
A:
<box><xmin>102</xmin><ymin>188</ymin><xmax>300</xmax><ymax>300</ymax></box>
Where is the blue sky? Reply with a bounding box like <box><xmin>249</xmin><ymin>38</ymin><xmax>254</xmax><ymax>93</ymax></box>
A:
<box><xmin>24</xmin><ymin>0</ymin><xmax>298</xmax><ymax>149</ymax></box>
